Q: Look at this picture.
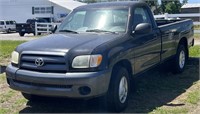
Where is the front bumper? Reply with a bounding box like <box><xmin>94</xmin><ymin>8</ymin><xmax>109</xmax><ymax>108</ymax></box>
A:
<box><xmin>6</xmin><ymin>64</ymin><xmax>111</xmax><ymax>98</ymax></box>
<box><xmin>0</xmin><ymin>28</ymin><xmax>6</xmax><ymax>32</ymax></box>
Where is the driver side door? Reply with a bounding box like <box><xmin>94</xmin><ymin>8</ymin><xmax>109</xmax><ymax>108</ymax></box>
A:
<box><xmin>131</xmin><ymin>7</ymin><xmax>161</xmax><ymax>74</ymax></box>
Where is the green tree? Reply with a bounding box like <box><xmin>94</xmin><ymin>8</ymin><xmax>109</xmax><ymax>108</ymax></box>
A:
<box><xmin>165</xmin><ymin>1</ymin><xmax>181</xmax><ymax>14</ymax></box>
<box><xmin>182</xmin><ymin>0</ymin><xmax>188</xmax><ymax>5</ymax></box>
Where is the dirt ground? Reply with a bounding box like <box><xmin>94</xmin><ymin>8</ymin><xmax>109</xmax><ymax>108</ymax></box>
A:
<box><xmin>195</xmin><ymin>39</ymin><xmax>200</xmax><ymax>45</ymax></box>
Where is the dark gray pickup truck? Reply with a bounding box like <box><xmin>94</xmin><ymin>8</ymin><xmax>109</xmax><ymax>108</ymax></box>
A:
<box><xmin>6</xmin><ymin>1</ymin><xmax>194</xmax><ymax>112</ymax></box>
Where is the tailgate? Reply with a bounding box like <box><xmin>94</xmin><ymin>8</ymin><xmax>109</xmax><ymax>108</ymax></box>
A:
<box><xmin>16</xmin><ymin>24</ymin><xmax>34</xmax><ymax>32</ymax></box>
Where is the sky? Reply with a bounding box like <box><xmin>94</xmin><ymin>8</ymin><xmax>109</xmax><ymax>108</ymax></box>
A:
<box><xmin>157</xmin><ymin>0</ymin><xmax>200</xmax><ymax>4</ymax></box>
<box><xmin>182</xmin><ymin>0</ymin><xmax>200</xmax><ymax>3</ymax></box>
<box><xmin>156</xmin><ymin>0</ymin><xmax>199</xmax><ymax>4</ymax></box>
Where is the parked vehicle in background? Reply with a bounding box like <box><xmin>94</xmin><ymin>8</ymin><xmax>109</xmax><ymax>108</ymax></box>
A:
<box><xmin>6</xmin><ymin>1</ymin><xmax>194</xmax><ymax>112</ymax></box>
<box><xmin>0</xmin><ymin>20</ymin><xmax>16</xmax><ymax>33</ymax></box>
<box><xmin>16</xmin><ymin>18</ymin><xmax>48</xmax><ymax>36</ymax></box>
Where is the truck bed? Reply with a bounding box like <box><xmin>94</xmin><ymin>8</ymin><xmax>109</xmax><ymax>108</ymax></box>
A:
<box><xmin>156</xmin><ymin>19</ymin><xmax>182</xmax><ymax>26</ymax></box>
<box><xmin>156</xmin><ymin>19</ymin><xmax>194</xmax><ymax>61</ymax></box>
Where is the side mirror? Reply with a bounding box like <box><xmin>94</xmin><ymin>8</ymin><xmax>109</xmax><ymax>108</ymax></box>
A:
<box><xmin>52</xmin><ymin>25</ymin><xmax>57</xmax><ymax>33</ymax></box>
<box><xmin>133</xmin><ymin>23</ymin><xmax>152</xmax><ymax>34</ymax></box>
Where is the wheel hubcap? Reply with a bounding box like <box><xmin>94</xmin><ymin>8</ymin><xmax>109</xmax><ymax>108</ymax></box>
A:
<box><xmin>119</xmin><ymin>76</ymin><xmax>128</xmax><ymax>104</ymax></box>
<box><xmin>179</xmin><ymin>50</ymin><xmax>185</xmax><ymax>69</ymax></box>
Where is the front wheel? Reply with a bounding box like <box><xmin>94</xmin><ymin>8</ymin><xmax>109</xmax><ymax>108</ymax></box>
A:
<box><xmin>172</xmin><ymin>44</ymin><xmax>187</xmax><ymax>73</ymax></box>
<box><xmin>106</xmin><ymin>66</ymin><xmax>130</xmax><ymax>112</ymax></box>
<box><xmin>19</xmin><ymin>32</ymin><xmax>25</xmax><ymax>36</ymax></box>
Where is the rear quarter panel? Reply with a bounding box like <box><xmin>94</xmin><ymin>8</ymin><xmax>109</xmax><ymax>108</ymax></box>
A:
<box><xmin>158</xmin><ymin>19</ymin><xmax>193</xmax><ymax>61</ymax></box>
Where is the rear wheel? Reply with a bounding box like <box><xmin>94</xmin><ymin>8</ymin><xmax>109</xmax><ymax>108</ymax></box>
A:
<box><xmin>106</xmin><ymin>66</ymin><xmax>130</xmax><ymax>112</ymax></box>
<box><xmin>19</xmin><ymin>32</ymin><xmax>25</xmax><ymax>36</ymax></box>
<box><xmin>172</xmin><ymin>44</ymin><xmax>187</xmax><ymax>73</ymax></box>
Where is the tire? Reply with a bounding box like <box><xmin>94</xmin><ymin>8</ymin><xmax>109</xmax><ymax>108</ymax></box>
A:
<box><xmin>106</xmin><ymin>66</ymin><xmax>130</xmax><ymax>112</ymax></box>
<box><xmin>6</xmin><ymin>29</ymin><xmax>11</xmax><ymax>33</ymax></box>
<box><xmin>19</xmin><ymin>32</ymin><xmax>25</xmax><ymax>37</ymax></box>
<box><xmin>172</xmin><ymin>44</ymin><xmax>187</xmax><ymax>73</ymax></box>
<box><xmin>21</xmin><ymin>92</ymin><xmax>40</xmax><ymax>101</ymax></box>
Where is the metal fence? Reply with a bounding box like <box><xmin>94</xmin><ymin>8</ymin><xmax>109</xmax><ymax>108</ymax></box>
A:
<box><xmin>35</xmin><ymin>22</ymin><xmax>61</xmax><ymax>35</ymax></box>
<box><xmin>193</xmin><ymin>22</ymin><xmax>200</xmax><ymax>34</ymax></box>
<box><xmin>154</xmin><ymin>13</ymin><xmax>200</xmax><ymax>20</ymax></box>
<box><xmin>155</xmin><ymin>13</ymin><xmax>200</xmax><ymax>34</ymax></box>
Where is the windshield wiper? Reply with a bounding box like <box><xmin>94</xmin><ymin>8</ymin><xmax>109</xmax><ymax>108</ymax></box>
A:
<box><xmin>59</xmin><ymin>29</ymin><xmax>78</xmax><ymax>34</ymax></box>
<box><xmin>86</xmin><ymin>29</ymin><xmax>117</xmax><ymax>34</ymax></box>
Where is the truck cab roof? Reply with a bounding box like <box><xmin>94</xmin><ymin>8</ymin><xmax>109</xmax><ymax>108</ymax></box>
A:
<box><xmin>76</xmin><ymin>1</ymin><xmax>146</xmax><ymax>10</ymax></box>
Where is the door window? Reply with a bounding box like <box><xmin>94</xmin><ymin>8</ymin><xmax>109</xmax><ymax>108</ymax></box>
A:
<box><xmin>133</xmin><ymin>7</ymin><xmax>152</xmax><ymax>29</ymax></box>
<box><xmin>6</xmin><ymin>21</ymin><xmax>10</xmax><ymax>25</ymax></box>
<box><xmin>10</xmin><ymin>21</ymin><xmax>14</xmax><ymax>25</ymax></box>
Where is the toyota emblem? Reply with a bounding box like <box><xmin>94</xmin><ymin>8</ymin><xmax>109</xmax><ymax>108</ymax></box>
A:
<box><xmin>35</xmin><ymin>58</ymin><xmax>44</xmax><ymax>67</ymax></box>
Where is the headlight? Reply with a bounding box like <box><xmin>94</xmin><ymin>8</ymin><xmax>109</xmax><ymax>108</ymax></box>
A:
<box><xmin>11</xmin><ymin>51</ymin><xmax>19</xmax><ymax>64</ymax></box>
<box><xmin>72</xmin><ymin>54</ymin><xmax>102</xmax><ymax>68</ymax></box>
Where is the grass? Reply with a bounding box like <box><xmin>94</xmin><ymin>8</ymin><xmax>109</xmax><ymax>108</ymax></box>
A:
<box><xmin>0</xmin><ymin>108</ymin><xmax>9</xmax><ymax>114</ymax></box>
<box><xmin>0</xmin><ymin>40</ymin><xmax>26</xmax><ymax>58</ymax></box>
<box><xmin>194</xmin><ymin>34</ymin><xmax>200</xmax><ymax>39</ymax></box>
<box><xmin>0</xmin><ymin>40</ymin><xmax>26</xmax><ymax>65</ymax></box>
<box><xmin>194</xmin><ymin>25</ymin><xmax>200</xmax><ymax>30</ymax></box>
<box><xmin>0</xmin><ymin>73</ymin><xmax>27</xmax><ymax>114</ymax></box>
<box><xmin>0</xmin><ymin>90</ymin><xmax>15</xmax><ymax>103</ymax></box>
<box><xmin>150</xmin><ymin>107</ymin><xmax>188</xmax><ymax>114</ymax></box>
<box><xmin>149</xmin><ymin>80</ymin><xmax>200</xmax><ymax>114</ymax></box>
<box><xmin>148</xmin><ymin>45</ymin><xmax>200</xmax><ymax>114</ymax></box>
<box><xmin>186</xmin><ymin>90</ymin><xmax>200</xmax><ymax>104</ymax></box>
<box><xmin>0</xmin><ymin>73</ymin><xmax>6</xmax><ymax>83</ymax></box>
<box><xmin>189</xmin><ymin>45</ymin><xmax>200</xmax><ymax>57</ymax></box>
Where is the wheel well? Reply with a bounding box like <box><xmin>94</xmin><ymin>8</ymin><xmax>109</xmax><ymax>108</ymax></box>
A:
<box><xmin>179</xmin><ymin>37</ymin><xmax>188</xmax><ymax>57</ymax></box>
<box><xmin>112</xmin><ymin>60</ymin><xmax>133</xmax><ymax>76</ymax></box>
<box><xmin>179</xmin><ymin>37</ymin><xmax>187</xmax><ymax>47</ymax></box>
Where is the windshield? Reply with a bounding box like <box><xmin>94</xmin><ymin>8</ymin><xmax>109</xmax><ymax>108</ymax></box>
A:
<box><xmin>0</xmin><ymin>21</ymin><xmax>4</xmax><ymax>25</ymax></box>
<box><xmin>58</xmin><ymin>8</ymin><xmax>129</xmax><ymax>33</ymax></box>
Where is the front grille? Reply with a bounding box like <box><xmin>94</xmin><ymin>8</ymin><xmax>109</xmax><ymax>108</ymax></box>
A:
<box><xmin>13</xmin><ymin>80</ymin><xmax>72</xmax><ymax>89</ymax></box>
<box><xmin>20</xmin><ymin>54</ymin><xmax>67</xmax><ymax>73</ymax></box>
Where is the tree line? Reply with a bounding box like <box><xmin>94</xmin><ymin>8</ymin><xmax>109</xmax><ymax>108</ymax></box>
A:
<box><xmin>75</xmin><ymin>0</ymin><xmax>188</xmax><ymax>14</ymax></box>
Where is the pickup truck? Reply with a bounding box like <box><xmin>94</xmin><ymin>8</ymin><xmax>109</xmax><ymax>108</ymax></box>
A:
<box><xmin>16</xmin><ymin>19</ymin><xmax>47</xmax><ymax>36</ymax></box>
<box><xmin>6</xmin><ymin>2</ymin><xmax>194</xmax><ymax>112</ymax></box>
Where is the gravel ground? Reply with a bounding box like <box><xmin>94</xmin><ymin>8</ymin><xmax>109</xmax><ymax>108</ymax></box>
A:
<box><xmin>192</xmin><ymin>102</ymin><xmax>200</xmax><ymax>114</ymax></box>
<box><xmin>0</xmin><ymin>32</ymin><xmax>41</xmax><ymax>41</ymax></box>
<box><xmin>195</xmin><ymin>39</ymin><xmax>200</xmax><ymax>45</ymax></box>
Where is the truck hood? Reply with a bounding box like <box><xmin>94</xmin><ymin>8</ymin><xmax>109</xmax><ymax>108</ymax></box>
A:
<box><xmin>16</xmin><ymin>33</ymin><xmax>122</xmax><ymax>54</ymax></box>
